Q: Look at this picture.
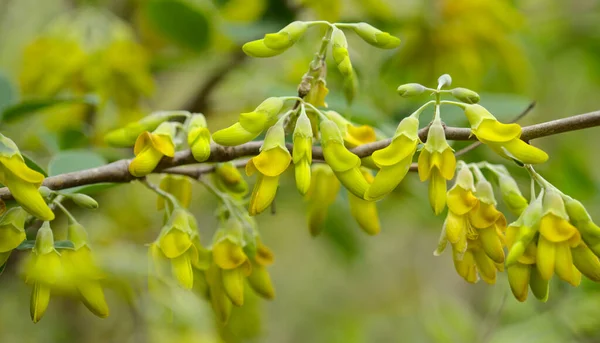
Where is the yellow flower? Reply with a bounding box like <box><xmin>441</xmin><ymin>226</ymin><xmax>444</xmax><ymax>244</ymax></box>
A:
<box><xmin>326</xmin><ymin>110</ymin><xmax>376</xmax><ymax>148</ymax></box>
<box><xmin>437</xmin><ymin>167</ymin><xmax>505</xmax><ymax>284</ymax></box>
<box><xmin>246</xmin><ymin>123</ymin><xmax>291</xmax><ymax>215</ymax></box>
<box><xmin>305</xmin><ymin>79</ymin><xmax>329</xmax><ymax>108</ymax></box>
<box><xmin>129</xmin><ymin>122</ymin><xmax>176</xmax><ymax>177</ymax></box>
<box><xmin>0</xmin><ymin>134</ymin><xmax>54</xmax><ymax>220</ymax></box>
<box><xmin>348</xmin><ymin>170</ymin><xmax>381</xmax><ymax>235</ymax></box>
<box><xmin>246</xmin><ymin>240</ymin><xmax>276</xmax><ymax>299</ymax></box>
<box><xmin>157</xmin><ymin>175</ymin><xmax>192</xmax><ymax>210</ymax></box>
<box><xmin>212</xmin><ymin>97</ymin><xmax>284</xmax><ymax>146</ymax></box>
<box><xmin>0</xmin><ymin>207</ymin><xmax>29</xmax><ymax>267</ymax></box>
<box><xmin>187</xmin><ymin>114</ymin><xmax>211</xmax><ymax>162</ymax></box>
<box><xmin>535</xmin><ymin>189</ymin><xmax>581</xmax><ymax>285</ymax></box>
<box><xmin>366</xmin><ymin>116</ymin><xmax>420</xmax><ymax>201</ymax></box>
<box><xmin>23</xmin><ymin>222</ymin><xmax>64</xmax><ymax>323</ymax></box>
<box><xmin>210</xmin><ymin>220</ymin><xmax>252</xmax><ymax>311</ymax></box>
<box><xmin>418</xmin><ymin>119</ymin><xmax>456</xmax><ymax>214</ymax></box>
<box><xmin>150</xmin><ymin>209</ymin><xmax>209</xmax><ymax>289</ymax></box>
<box><xmin>305</xmin><ymin>164</ymin><xmax>340</xmax><ymax>236</ymax></box>
<box><xmin>19</xmin><ymin>37</ymin><xmax>86</xmax><ymax>96</ymax></box>
<box><xmin>320</xmin><ymin>119</ymin><xmax>370</xmax><ymax>198</ymax></box>
<box><xmin>293</xmin><ymin>108</ymin><xmax>313</xmax><ymax>195</ymax></box>
<box><xmin>213</xmin><ymin>162</ymin><xmax>249</xmax><ymax>198</ymax></box>
<box><xmin>463</xmin><ymin>104</ymin><xmax>548</xmax><ymax>164</ymax></box>
<box><xmin>60</xmin><ymin>221</ymin><xmax>109</xmax><ymax>318</ymax></box>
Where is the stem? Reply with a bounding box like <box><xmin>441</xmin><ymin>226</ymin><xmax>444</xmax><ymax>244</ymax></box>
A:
<box><xmin>303</xmin><ymin>102</ymin><xmax>329</xmax><ymax>121</ymax></box>
<box><xmin>410</xmin><ymin>100</ymin><xmax>436</xmax><ymax>119</ymax></box>
<box><xmin>140</xmin><ymin>179</ymin><xmax>179</xmax><ymax>212</ymax></box>
<box><xmin>440</xmin><ymin>100</ymin><xmax>468</xmax><ymax>109</ymax></box>
<box><xmin>54</xmin><ymin>200</ymin><xmax>77</xmax><ymax>223</ymax></box>
<box><xmin>197</xmin><ymin>177</ymin><xmax>238</xmax><ymax>218</ymax></box>
<box><xmin>469</xmin><ymin>164</ymin><xmax>487</xmax><ymax>183</ymax></box>
<box><xmin>306</xmin><ymin>21</ymin><xmax>334</xmax><ymax>28</ymax></box>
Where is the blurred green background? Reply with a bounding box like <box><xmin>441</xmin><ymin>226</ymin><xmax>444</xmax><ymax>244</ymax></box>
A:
<box><xmin>1</xmin><ymin>0</ymin><xmax>600</xmax><ymax>342</ymax></box>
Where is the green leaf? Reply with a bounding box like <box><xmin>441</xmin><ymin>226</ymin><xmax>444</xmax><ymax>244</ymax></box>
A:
<box><xmin>144</xmin><ymin>0</ymin><xmax>212</xmax><ymax>52</ymax></box>
<box><xmin>0</xmin><ymin>95</ymin><xmax>97</xmax><ymax>123</ymax></box>
<box><xmin>48</xmin><ymin>150</ymin><xmax>109</xmax><ymax>193</ymax></box>
<box><xmin>22</xmin><ymin>154</ymin><xmax>48</xmax><ymax>177</ymax></box>
<box><xmin>0</xmin><ymin>72</ymin><xmax>16</xmax><ymax>113</ymax></box>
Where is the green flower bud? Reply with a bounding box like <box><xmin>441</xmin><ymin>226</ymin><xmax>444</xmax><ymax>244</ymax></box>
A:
<box><xmin>104</xmin><ymin>111</ymin><xmax>187</xmax><ymax>147</ymax></box>
<box><xmin>242</xmin><ymin>39</ymin><xmax>285</xmax><ymax>58</ymax></box>
<box><xmin>351</xmin><ymin>22</ymin><xmax>401</xmax><ymax>49</ymax></box>
<box><xmin>331</xmin><ymin>28</ymin><xmax>353</xmax><ymax>78</ymax></box>
<box><xmin>437</xmin><ymin>74</ymin><xmax>452</xmax><ymax>89</ymax></box>
<box><xmin>396</xmin><ymin>83</ymin><xmax>426</xmax><ymax>97</ymax></box>
<box><xmin>187</xmin><ymin>114</ymin><xmax>211</xmax><ymax>162</ymax></box>
<box><xmin>69</xmin><ymin>193</ymin><xmax>99</xmax><ymax>209</ymax></box>
<box><xmin>343</xmin><ymin>72</ymin><xmax>358</xmax><ymax>105</ymax></box>
<box><xmin>451</xmin><ymin>87</ymin><xmax>480</xmax><ymax>104</ymax></box>
<box><xmin>263</xmin><ymin>21</ymin><xmax>308</xmax><ymax>50</ymax></box>
<box><xmin>498</xmin><ymin>174</ymin><xmax>528</xmax><ymax>216</ymax></box>
<box><xmin>475</xmin><ymin>180</ymin><xmax>497</xmax><ymax>205</ymax></box>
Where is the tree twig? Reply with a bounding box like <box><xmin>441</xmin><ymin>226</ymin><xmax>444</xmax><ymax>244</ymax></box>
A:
<box><xmin>0</xmin><ymin>109</ymin><xmax>598</xmax><ymax>200</ymax></box>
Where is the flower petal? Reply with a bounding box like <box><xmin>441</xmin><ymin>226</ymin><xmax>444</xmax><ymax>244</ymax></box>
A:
<box><xmin>371</xmin><ymin>136</ymin><xmax>417</xmax><ymax>167</ymax></box>
<box><xmin>30</xmin><ymin>282</ymin><xmax>51</xmax><ymax>323</ymax></box>
<box><xmin>78</xmin><ymin>281</ymin><xmax>109</xmax><ymax>318</ymax></box>
<box><xmin>213</xmin><ymin>239</ymin><xmax>247</xmax><ymax>270</ymax></box>
<box><xmin>159</xmin><ymin>229</ymin><xmax>192</xmax><ymax>259</ymax></box>
<box><xmin>365</xmin><ymin>158</ymin><xmax>412</xmax><ymax>201</ymax></box>
<box><xmin>221</xmin><ymin>267</ymin><xmax>244</xmax><ymax>306</ymax></box>
<box><xmin>212</xmin><ymin>122</ymin><xmax>260</xmax><ymax>146</ymax></box>
<box><xmin>335</xmin><ymin>167</ymin><xmax>369</xmax><ymax>199</ymax></box>
<box><xmin>507</xmin><ymin>263</ymin><xmax>530</xmax><ymax>302</ymax></box>
<box><xmin>323</xmin><ymin>142</ymin><xmax>360</xmax><ymax>172</ymax></box>
<box><xmin>539</xmin><ymin>214</ymin><xmax>578</xmax><ymax>243</ymax></box>
<box><xmin>475</xmin><ymin>119</ymin><xmax>521</xmax><ymax>143</ymax></box>
<box><xmin>249</xmin><ymin>175</ymin><xmax>280</xmax><ymax>215</ymax></box>
<box><xmin>428</xmin><ymin>170</ymin><xmax>447</xmax><ymax>215</ymax></box>
<box><xmin>447</xmin><ymin>187</ymin><xmax>478</xmax><ymax>215</ymax></box>
<box><xmin>501</xmin><ymin>139</ymin><xmax>549</xmax><ymax>164</ymax></box>
<box><xmin>171</xmin><ymin>253</ymin><xmax>194</xmax><ymax>289</ymax></box>
<box><xmin>348</xmin><ymin>192</ymin><xmax>381</xmax><ymax>235</ymax></box>
<box><xmin>250</xmin><ymin>147</ymin><xmax>291</xmax><ymax>177</ymax></box>
<box><xmin>536</xmin><ymin>236</ymin><xmax>555</xmax><ymax>280</ymax></box>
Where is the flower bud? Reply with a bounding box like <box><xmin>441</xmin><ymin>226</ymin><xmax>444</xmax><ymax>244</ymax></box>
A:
<box><xmin>437</xmin><ymin>74</ymin><xmax>452</xmax><ymax>89</ymax></box>
<box><xmin>187</xmin><ymin>114</ymin><xmax>211</xmax><ymax>162</ymax></box>
<box><xmin>104</xmin><ymin>111</ymin><xmax>187</xmax><ymax>147</ymax></box>
<box><xmin>529</xmin><ymin>267</ymin><xmax>549</xmax><ymax>302</ymax></box>
<box><xmin>247</xmin><ymin>262</ymin><xmax>275</xmax><ymax>299</ymax></box>
<box><xmin>351</xmin><ymin>22</ymin><xmax>401</xmax><ymax>49</ymax></box>
<box><xmin>507</xmin><ymin>263</ymin><xmax>530</xmax><ymax>302</ymax></box>
<box><xmin>450</xmin><ymin>87</ymin><xmax>480</xmax><ymax>104</ymax></box>
<box><xmin>69</xmin><ymin>193</ymin><xmax>99</xmax><ymax>209</ymax></box>
<box><xmin>331</xmin><ymin>28</ymin><xmax>352</xmax><ymax>78</ymax></box>
<box><xmin>572</xmin><ymin>244</ymin><xmax>600</xmax><ymax>282</ymax></box>
<box><xmin>306</xmin><ymin>164</ymin><xmax>340</xmax><ymax>236</ymax></box>
<box><xmin>242</xmin><ymin>39</ymin><xmax>285</xmax><ymax>58</ymax></box>
<box><xmin>348</xmin><ymin>170</ymin><xmax>381</xmax><ymax>235</ymax></box>
<box><xmin>263</xmin><ymin>21</ymin><xmax>308</xmax><ymax>50</ymax></box>
<box><xmin>342</xmin><ymin>72</ymin><xmax>358</xmax><ymax>104</ymax></box>
<box><xmin>498</xmin><ymin>174</ymin><xmax>528</xmax><ymax>216</ymax></box>
<box><xmin>293</xmin><ymin>109</ymin><xmax>313</xmax><ymax>195</ymax></box>
<box><xmin>396</xmin><ymin>83</ymin><xmax>426</xmax><ymax>97</ymax></box>
<box><xmin>213</xmin><ymin>97</ymin><xmax>284</xmax><ymax>146</ymax></box>
<box><xmin>213</xmin><ymin>162</ymin><xmax>248</xmax><ymax>198</ymax></box>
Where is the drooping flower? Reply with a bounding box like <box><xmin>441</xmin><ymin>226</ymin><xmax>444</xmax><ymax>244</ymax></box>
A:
<box><xmin>0</xmin><ymin>207</ymin><xmax>29</xmax><ymax>267</ymax></box>
<box><xmin>246</xmin><ymin>122</ymin><xmax>291</xmax><ymax>215</ymax></box>
<box><xmin>23</xmin><ymin>222</ymin><xmax>63</xmax><ymax>323</ymax></box>
<box><xmin>213</xmin><ymin>162</ymin><xmax>249</xmax><ymax>198</ymax></box>
<box><xmin>60</xmin><ymin>221</ymin><xmax>109</xmax><ymax>318</ymax></box>
<box><xmin>293</xmin><ymin>108</ymin><xmax>313</xmax><ymax>195</ymax></box>
<box><xmin>246</xmin><ymin>239</ymin><xmax>275</xmax><ymax>299</ymax></box>
<box><xmin>149</xmin><ymin>209</ymin><xmax>210</xmax><ymax>289</ymax></box>
<box><xmin>128</xmin><ymin>122</ymin><xmax>176</xmax><ymax>177</ymax></box>
<box><xmin>0</xmin><ymin>134</ymin><xmax>54</xmax><ymax>220</ymax></box>
<box><xmin>320</xmin><ymin>119</ymin><xmax>370</xmax><ymax>199</ymax></box>
<box><xmin>305</xmin><ymin>164</ymin><xmax>340</xmax><ymax>236</ymax></box>
<box><xmin>436</xmin><ymin>166</ymin><xmax>506</xmax><ymax>284</ymax></box>
<box><xmin>366</xmin><ymin>116</ymin><xmax>420</xmax><ymax>201</ymax></box>
<box><xmin>463</xmin><ymin>104</ymin><xmax>548</xmax><ymax>164</ymax></box>
<box><xmin>418</xmin><ymin>119</ymin><xmax>456</xmax><ymax>214</ymax></box>
<box><xmin>157</xmin><ymin>175</ymin><xmax>193</xmax><ymax>210</ymax></box>
<box><xmin>348</xmin><ymin>170</ymin><xmax>381</xmax><ymax>235</ymax></box>
<box><xmin>105</xmin><ymin>111</ymin><xmax>186</xmax><ymax>147</ymax></box>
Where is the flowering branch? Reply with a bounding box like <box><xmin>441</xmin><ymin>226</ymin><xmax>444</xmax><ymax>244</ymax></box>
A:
<box><xmin>0</xmin><ymin>109</ymin><xmax>598</xmax><ymax>201</ymax></box>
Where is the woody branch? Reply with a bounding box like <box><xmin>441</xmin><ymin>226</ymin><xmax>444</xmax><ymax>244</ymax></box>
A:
<box><xmin>0</xmin><ymin>110</ymin><xmax>598</xmax><ymax>200</ymax></box>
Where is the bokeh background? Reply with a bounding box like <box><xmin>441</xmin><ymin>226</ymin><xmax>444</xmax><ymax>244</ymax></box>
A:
<box><xmin>1</xmin><ymin>0</ymin><xmax>600</xmax><ymax>342</ymax></box>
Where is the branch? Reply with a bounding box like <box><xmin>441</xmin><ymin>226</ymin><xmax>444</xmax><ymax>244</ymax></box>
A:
<box><xmin>0</xmin><ymin>110</ymin><xmax>598</xmax><ymax>200</ymax></box>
